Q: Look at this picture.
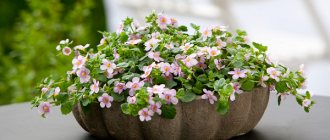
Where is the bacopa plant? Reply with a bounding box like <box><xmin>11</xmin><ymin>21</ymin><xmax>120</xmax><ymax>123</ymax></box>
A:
<box><xmin>32</xmin><ymin>12</ymin><xmax>314</xmax><ymax>120</ymax></box>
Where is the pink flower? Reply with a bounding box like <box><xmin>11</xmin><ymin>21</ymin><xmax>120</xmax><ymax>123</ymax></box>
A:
<box><xmin>208</xmin><ymin>47</ymin><xmax>220</xmax><ymax>57</ymax></box>
<box><xmin>157</xmin><ymin>14</ymin><xmax>169</xmax><ymax>30</ymax></box>
<box><xmin>216</xmin><ymin>38</ymin><xmax>226</xmax><ymax>49</ymax></box>
<box><xmin>106</xmin><ymin>70</ymin><xmax>117</xmax><ymax>79</ymax></box>
<box><xmin>170</xmin><ymin>18</ymin><xmax>178</xmax><ymax>27</ymax></box>
<box><xmin>197</xmin><ymin>46</ymin><xmax>210</xmax><ymax>56</ymax></box>
<box><xmin>38</xmin><ymin>102</ymin><xmax>51</xmax><ymax>117</ymax></box>
<box><xmin>98</xmin><ymin>93</ymin><xmax>113</xmax><ymax>108</ymax></box>
<box><xmin>149</xmin><ymin>100</ymin><xmax>162</xmax><ymax>115</ymax></box>
<box><xmin>230</xmin><ymin>82</ymin><xmax>243</xmax><ymax>101</ymax></box>
<box><xmin>159</xmin><ymin>62</ymin><xmax>172</xmax><ymax>76</ymax></box>
<box><xmin>127</xmin><ymin>96</ymin><xmax>137</xmax><ymax>104</ymax></box>
<box><xmin>302</xmin><ymin>99</ymin><xmax>311</xmax><ymax>107</ymax></box>
<box><xmin>299</xmin><ymin>64</ymin><xmax>305</xmax><ymax>77</ymax></box>
<box><xmin>59</xmin><ymin>38</ymin><xmax>69</xmax><ymax>45</ymax></box>
<box><xmin>116</xmin><ymin>22</ymin><xmax>124</xmax><ymax>34</ymax></box>
<box><xmin>74</xmin><ymin>44</ymin><xmax>90</xmax><ymax>51</ymax></box>
<box><xmin>214</xmin><ymin>59</ymin><xmax>224</xmax><ymax>70</ymax></box>
<box><xmin>231</xmin><ymin>82</ymin><xmax>243</xmax><ymax>94</ymax></box>
<box><xmin>151</xmin><ymin>32</ymin><xmax>160</xmax><ymax>38</ymax></box>
<box><xmin>72</xmin><ymin>55</ymin><xmax>86</xmax><ymax>70</ymax></box>
<box><xmin>100</xmin><ymin>59</ymin><xmax>116</xmax><ymax>74</ymax></box>
<box><xmin>265</xmin><ymin>54</ymin><xmax>273</xmax><ymax>65</ymax></box>
<box><xmin>171</xmin><ymin>62</ymin><xmax>183</xmax><ymax>76</ymax></box>
<box><xmin>196</xmin><ymin>62</ymin><xmax>207</xmax><ymax>70</ymax></box>
<box><xmin>201</xmin><ymin>89</ymin><xmax>217</xmax><ymax>104</ymax></box>
<box><xmin>62</xmin><ymin>47</ymin><xmax>72</xmax><ymax>56</ymax></box>
<box><xmin>126</xmin><ymin>77</ymin><xmax>144</xmax><ymax>96</ymax></box>
<box><xmin>165</xmin><ymin>43</ymin><xmax>174</xmax><ymax>49</ymax></box>
<box><xmin>148</xmin><ymin>51</ymin><xmax>164</xmax><ymax>62</ymax></box>
<box><xmin>180</xmin><ymin>43</ymin><xmax>193</xmax><ymax>52</ymax></box>
<box><xmin>126</xmin><ymin>38</ymin><xmax>142</xmax><ymax>45</ymax></box>
<box><xmin>300</xmin><ymin>81</ymin><xmax>307</xmax><ymax>89</ymax></box>
<box><xmin>98</xmin><ymin>37</ymin><xmax>107</xmax><ymax>46</ymax></box>
<box><xmin>259</xmin><ymin>76</ymin><xmax>269</xmax><ymax>87</ymax></box>
<box><xmin>138</xmin><ymin>108</ymin><xmax>154</xmax><ymax>122</ymax></box>
<box><xmin>147</xmin><ymin>84</ymin><xmax>165</xmax><ymax>95</ymax></box>
<box><xmin>41</xmin><ymin>87</ymin><xmax>48</xmax><ymax>93</ymax></box>
<box><xmin>162</xmin><ymin>73</ymin><xmax>173</xmax><ymax>80</ymax></box>
<box><xmin>160</xmin><ymin>89</ymin><xmax>178</xmax><ymax>105</ymax></box>
<box><xmin>228</xmin><ymin>68</ymin><xmax>248</xmax><ymax>80</ymax></box>
<box><xmin>202</xmin><ymin>28</ymin><xmax>212</xmax><ymax>40</ymax></box>
<box><xmin>141</xmin><ymin>65</ymin><xmax>153</xmax><ymax>78</ymax></box>
<box><xmin>113</xmin><ymin>48</ymin><xmax>120</xmax><ymax>60</ymax></box>
<box><xmin>183</xmin><ymin>54</ymin><xmax>198</xmax><ymax>68</ymax></box>
<box><xmin>267</xmin><ymin>67</ymin><xmax>281</xmax><ymax>82</ymax></box>
<box><xmin>114</xmin><ymin>81</ymin><xmax>126</xmax><ymax>94</ymax></box>
<box><xmin>54</xmin><ymin>87</ymin><xmax>60</xmax><ymax>96</ymax></box>
<box><xmin>76</xmin><ymin>67</ymin><xmax>91</xmax><ymax>83</ymax></box>
<box><xmin>90</xmin><ymin>79</ymin><xmax>100</xmax><ymax>94</ymax></box>
<box><xmin>243</xmin><ymin>36</ymin><xmax>250</xmax><ymax>44</ymax></box>
<box><xmin>144</xmin><ymin>38</ymin><xmax>160</xmax><ymax>51</ymax></box>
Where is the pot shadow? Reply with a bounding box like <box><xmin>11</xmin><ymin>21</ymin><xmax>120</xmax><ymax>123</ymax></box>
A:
<box><xmin>230</xmin><ymin>130</ymin><xmax>266</xmax><ymax>140</ymax></box>
<box><xmin>80</xmin><ymin>130</ymin><xmax>265</xmax><ymax>140</ymax></box>
<box><xmin>80</xmin><ymin>134</ymin><xmax>115</xmax><ymax>140</ymax></box>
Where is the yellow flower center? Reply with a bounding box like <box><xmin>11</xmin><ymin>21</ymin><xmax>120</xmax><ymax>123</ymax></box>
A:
<box><xmin>81</xmin><ymin>71</ymin><xmax>86</xmax><ymax>77</ymax></box>
<box><xmin>43</xmin><ymin>106</ymin><xmax>49</xmax><ymax>112</ymax></box>
<box><xmin>132</xmin><ymin>83</ymin><xmax>138</xmax><ymax>89</ymax></box>
<box><xmin>103</xmin><ymin>98</ymin><xmax>109</xmax><ymax>103</ymax></box>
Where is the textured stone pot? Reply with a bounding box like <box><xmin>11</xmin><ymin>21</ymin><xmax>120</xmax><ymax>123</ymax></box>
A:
<box><xmin>72</xmin><ymin>87</ymin><xmax>269</xmax><ymax>140</ymax></box>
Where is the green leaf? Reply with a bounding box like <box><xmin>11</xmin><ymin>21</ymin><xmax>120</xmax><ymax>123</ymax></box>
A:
<box><xmin>207</xmin><ymin>71</ymin><xmax>215</xmax><ymax>81</ymax></box>
<box><xmin>111</xmin><ymin>93</ymin><xmax>125</xmax><ymax>102</ymax></box>
<box><xmin>178</xmin><ymin>25</ymin><xmax>188</xmax><ymax>31</ymax></box>
<box><xmin>107</xmin><ymin>78</ymin><xmax>119</xmax><ymax>85</ymax></box>
<box><xmin>96</xmin><ymin>74</ymin><xmax>107</xmax><ymax>82</ymax></box>
<box><xmin>121</xmin><ymin>103</ymin><xmax>130</xmax><ymax>115</ymax></box>
<box><xmin>241</xmin><ymin>80</ymin><xmax>255</xmax><ymax>91</ymax></box>
<box><xmin>61</xmin><ymin>102</ymin><xmax>73</xmax><ymax>115</ymax></box>
<box><xmin>214</xmin><ymin>78</ymin><xmax>225</xmax><ymax>90</ymax></box>
<box><xmin>165</xmin><ymin>80</ymin><xmax>177</xmax><ymax>88</ymax></box>
<box><xmin>219</xmin><ymin>84</ymin><xmax>234</xmax><ymax>96</ymax></box>
<box><xmin>56</xmin><ymin>93</ymin><xmax>68</xmax><ymax>103</ymax></box>
<box><xmin>252</xmin><ymin>42</ymin><xmax>268</xmax><ymax>52</ymax></box>
<box><xmin>116</xmin><ymin>62</ymin><xmax>129</xmax><ymax>68</ymax></box>
<box><xmin>119</xmin><ymin>32</ymin><xmax>128</xmax><ymax>42</ymax></box>
<box><xmin>216</xmin><ymin>96</ymin><xmax>229</xmax><ymax>115</ymax></box>
<box><xmin>81</xmin><ymin>98</ymin><xmax>92</xmax><ymax>106</ymax></box>
<box><xmin>275</xmin><ymin>81</ymin><xmax>288</xmax><ymax>93</ymax></box>
<box><xmin>236</xmin><ymin>29</ymin><xmax>247</xmax><ymax>36</ymax></box>
<box><xmin>232</xmin><ymin>61</ymin><xmax>243</xmax><ymax>68</ymax></box>
<box><xmin>121</xmin><ymin>73</ymin><xmax>140</xmax><ymax>80</ymax></box>
<box><xmin>161</xmin><ymin>104</ymin><xmax>176</xmax><ymax>119</ymax></box>
<box><xmin>190</xmin><ymin>23</ymin><xmax>200</xmax><ymax>31</ymax></box>
<box><xmin>196</xmin><ymin>74</ymin><xmax>207</xmax><ymax>83</ymax></box>
<box><xmin>192</xmin><ymin>87</ymin><xmax>202</xmax><ymax>94</ymax></box>
<box><xmin>178</xmin><ymin>89</ymin><xmax>196</xmax><ymax>102</ymax></box>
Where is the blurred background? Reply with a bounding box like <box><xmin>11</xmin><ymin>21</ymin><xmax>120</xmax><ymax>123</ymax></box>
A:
<box><xmin>0</xmin><ymin>0</ymin><xmax>329</xmax><ymax>105</ymax></box>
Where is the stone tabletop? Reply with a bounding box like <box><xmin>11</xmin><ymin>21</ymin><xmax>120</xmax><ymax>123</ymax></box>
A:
<box><xmin>0</xmin><ymin>94</ymin><xmax>329</xmax><ymax>140</ymax></box>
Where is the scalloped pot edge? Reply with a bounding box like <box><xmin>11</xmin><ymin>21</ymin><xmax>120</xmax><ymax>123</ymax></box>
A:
<box><xmin>72</xmin><ymin>87</ymin><xmax>269</xmax><ymax>140</ymax></box>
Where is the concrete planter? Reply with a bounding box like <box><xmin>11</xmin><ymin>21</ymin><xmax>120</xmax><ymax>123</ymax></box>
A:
<box><xmin>72</xmin><ymin>87</ymin><xmax>269</xmax><ymax>140</ymax></box>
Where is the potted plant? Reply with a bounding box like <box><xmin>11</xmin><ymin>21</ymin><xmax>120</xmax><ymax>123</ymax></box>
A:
<box><xmin>32</xmin><ymin>12</ymin><xmax>314</xmax><ymax>140</ymax></box>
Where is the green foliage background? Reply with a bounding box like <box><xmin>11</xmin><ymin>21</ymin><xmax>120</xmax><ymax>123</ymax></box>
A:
<box><xmin>0</xmin><ymin>0</ymin><xmax>106</xmax><ymax>105</ymax></box>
